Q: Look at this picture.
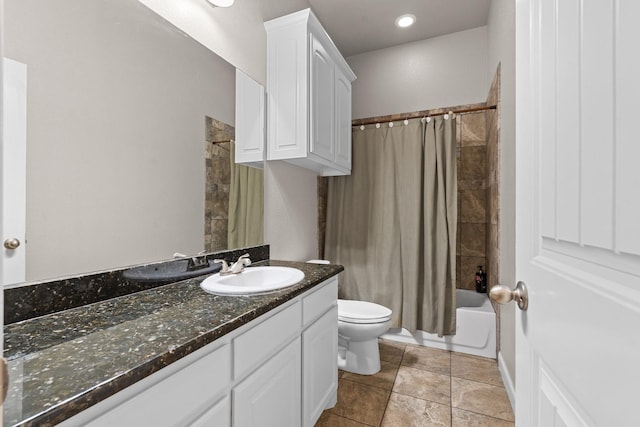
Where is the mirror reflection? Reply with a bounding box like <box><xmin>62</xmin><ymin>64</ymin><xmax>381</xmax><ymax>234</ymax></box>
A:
<box><xmin>3</xmin><ymin>0</ymin><xmax>263</xmax><ymax>285</ymax></box>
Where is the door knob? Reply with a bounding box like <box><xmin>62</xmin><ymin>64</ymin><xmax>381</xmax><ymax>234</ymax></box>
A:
<box><xmin>4</xmin><ymin>238</ymin><xmax>20</xmax><ymax>250</ymax></box>
<box><xmin>489</xmin><ymin>281</ymin><xmax>528</xmax><ymax>311</ymax></box>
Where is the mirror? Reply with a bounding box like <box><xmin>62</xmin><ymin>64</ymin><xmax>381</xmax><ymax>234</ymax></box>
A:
<box><xmin>3</xmin><ymin>0</ymin><xmax>263</xmax><ymax>284</ymax></box>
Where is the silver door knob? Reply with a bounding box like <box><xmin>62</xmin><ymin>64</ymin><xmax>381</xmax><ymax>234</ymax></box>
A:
<box><xmin>489</xmin><ymin>281</ymin><xmax>528</xmax><ymax>311</ymax></box>
<box><xmin>4</xmin><ymin>238</ymin><xmax>20</xmax><ymax>250</ymax></box>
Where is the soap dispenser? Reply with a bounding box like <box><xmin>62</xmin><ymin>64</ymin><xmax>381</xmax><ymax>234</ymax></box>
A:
<box><xmin>475</xmin><ymin>266</ymin><xmax>487</xmax><ymax>293</ymax></box>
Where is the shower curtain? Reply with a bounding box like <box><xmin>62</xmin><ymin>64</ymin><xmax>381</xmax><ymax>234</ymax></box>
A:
<box><xmin>325</xmin><ymin>116</ymin><xmax>457</xmax><ymax>336</ymax></box>
<box><xmin>228</xmin><ymin>141</ymin><xmax>264</xmax><ymax>249</ymax></box>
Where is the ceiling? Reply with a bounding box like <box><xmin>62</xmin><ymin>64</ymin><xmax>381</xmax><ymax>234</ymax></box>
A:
<box><xmin>259</xmin><ymin>0</ymin><xmax>492</xmax><ymax>58</ymax></box>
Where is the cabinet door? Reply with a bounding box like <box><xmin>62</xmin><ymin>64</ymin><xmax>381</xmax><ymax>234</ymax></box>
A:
<box><xmin>334</xmin><ymin>71</ymin><xmax>352</xmax><ymax>170</ymax></box>
<box><xmin>302</xmin><ymin>305</ymin><xmax>338</xmax><ymax>427</ymax></box>
<box><xmin>233</xmin><ymin>338</ymin><xmax>301</xmax><ymax>427</ymax></box>
<box><xmin>309</xmin><ymin>33</ymin><xmax>335</xmax><ymax>163</ymax></box>
<box><xmin>84</xmin><ymin>344</ymin><xmax>231</xmax><ymax>427</ymax></box>
<box><xmin>235</xmin><ymin>69</ymin><xmax>265</xmax><ymax>167</ymax></box>
<box><xmin>190</xmin><ymin>396</ymin><xmax>230</xmax><ymax>427</ymax></box>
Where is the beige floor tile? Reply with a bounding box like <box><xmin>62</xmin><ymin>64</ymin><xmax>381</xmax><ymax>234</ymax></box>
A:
<box><xmin>342</xmin><ymin>360</ymin><xmax>399</xmax><ymax>390</ymax></box>
<box><xmin>401</xmin><ymin>346</ymin><xmax>451</xmax><ymax>375</ymax></box>
<box><xmin>451</xmin><ymin>378</ymin><xmax>514</xmax><ymax>422</ymax></box>
<box><xmin>381</xmin><ymin>392</ymin><xmax>451</xmax><ymax>427</ymax></box>
<box><xmin>316</xmin><ymin>411</ymin><xmax>371</xmax><ymax>427</ymax></box>
<box><xmin>379</xmin><ymin>339</ymin><xmax>406</xmax><ymax>365</ymax></box>
<box><xmin>393</xmin><ymin>366</ymin><xmax>451</xmax><ymax>405</ymax></box>
<box><xmin>328</xmin><ymin>378</ymin><xmax>391</xmax><ymax>426</ymax></box>
<box><xmin>451</xmin><ymin>353</ymin><xmax>503</xmax><ymax>386</ymax></box>
<box><xmin>451</xmin><ymin>408</ymin><xmax>514</xmax><ymax>426</ymax></box>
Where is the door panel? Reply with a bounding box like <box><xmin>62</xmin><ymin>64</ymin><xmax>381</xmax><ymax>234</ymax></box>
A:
<box><xmin>309</xmin><ymin>34</ymin><xmax>334</xmax><ymax>163</ymax></box>
<box><xmin>2</xmin><ymin>58</ymin><xmax>27</xmax><ymax>286</ymax></box>
<box><xmin>516</xmin><ymin>0</ymin><xmax>640</xmax><ymax>425</ymax></box>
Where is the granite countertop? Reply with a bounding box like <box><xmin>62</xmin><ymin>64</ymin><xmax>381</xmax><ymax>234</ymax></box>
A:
<box><xmin>3</xmin><ymin>260</ymin><xmax>343</xmax><ymax>427</ymax></box>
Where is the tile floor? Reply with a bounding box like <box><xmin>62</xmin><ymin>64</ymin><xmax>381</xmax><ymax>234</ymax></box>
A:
<box><xmin>316</xmin><ymin>339</ymin><xmax>514</xmax><ymax>427</ymax></box>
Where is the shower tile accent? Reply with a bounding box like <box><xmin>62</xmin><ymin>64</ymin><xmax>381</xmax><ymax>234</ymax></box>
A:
<box><xmin>204</xmin><ymin>117</ymin><xmax>234</xmax><ymax>252</ymax></box>
<box><xmin>460</xmin><ymin>189</ymin><xmax>487</xmax><ymax>223</ymax></box>
<box><xmin>457</xmin><ymin>112</ymin><xmax>488</xmax><ymax>290</ymax></box>
<box><xmin>460</xmin><ymin>112</ymin><xmax>487</xmax><ymax>146</ymax></box>
<box><xmin>317</xmin><ymin>177</ymin><xmax>329</xmax><ymax>260</ymax></box>
<box><xmin>459</xmin><ymin>146</ymin><xmax>487</xmax><ymax>183</ymax></box>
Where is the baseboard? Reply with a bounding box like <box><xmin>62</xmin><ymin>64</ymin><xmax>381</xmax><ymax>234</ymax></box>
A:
<box><xmin>498</xmin><ymin>351</ymin><xmax>516</xmax><ymax>413</ymax></box>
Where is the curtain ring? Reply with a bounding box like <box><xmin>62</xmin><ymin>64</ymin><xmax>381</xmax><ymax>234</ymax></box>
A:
<box><xmin>426</xmin><ymin>116</ymin><xmax>432</xmax><ymax>123</ymax></box>
<box><xmin>360</xmin><ymin>125</ymin><xmax>365</xmax><ymax>130</ymax></box>
<box><xmin>444</xmin><ymin>113</ymin><xmax>449</xmax><ymax>120</ymax></box>
<box><xmin>388</xmin><ymin>122</ymin><xmax>394</xmax><ymax>128</ymax></box>
<box><xmin>404</xmin><ymin>119</ymin><xmax>409</xmax><ymax>125</ymax></box>
<box><xmin>375</xmin><ymin>123</ymin><xmax>380</xmax><ymax>129</ymax></box>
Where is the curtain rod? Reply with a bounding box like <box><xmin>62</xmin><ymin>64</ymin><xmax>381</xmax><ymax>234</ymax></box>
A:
<box><xmin>352</xmin><ymin>104</ymin><xmax>497</xmax><ymax>127</ymax></box>
<box><xmin>211</xmin><ymin>139</ymin><xmax>233</xmax><ymax>144</ymax></box>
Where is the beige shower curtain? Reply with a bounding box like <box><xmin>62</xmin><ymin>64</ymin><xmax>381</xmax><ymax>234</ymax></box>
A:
<box><xmin>325</xmin><ymin>116</ymin><xmax>457</xmax><ymax>336</ymax></box>
<box><xmin>228</xmin><ymin>142</ymin><xmax>264</xmax><ymax>249</ymax></box>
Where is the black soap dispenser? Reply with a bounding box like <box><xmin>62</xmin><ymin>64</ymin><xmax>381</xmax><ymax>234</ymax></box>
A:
<box><xmin>475</xmin><ymin>266</ymin><xmax>487</xmax><ymax>293</ymax></box>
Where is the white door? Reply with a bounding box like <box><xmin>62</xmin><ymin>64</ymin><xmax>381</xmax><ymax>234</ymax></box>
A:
<box><xmin>2</xmin><ymin>57</ymin><xmax>27</xmax><ymax>286</ymax></box>
<box><xmin>514</xmin><ymin>0</ymin><xmax>640</xmax><ymax>426</ymax></box>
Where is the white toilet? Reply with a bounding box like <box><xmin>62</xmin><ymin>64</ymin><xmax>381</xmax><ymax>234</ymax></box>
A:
<box><xmin>337</xmin><ymin>299</ymin><xmax>392</xmax><ymax>375</ymax></box>
<box><xmin>306</xmin><ymin>260</ymin><xmax>392</xmax><ymax>375</ymax></box>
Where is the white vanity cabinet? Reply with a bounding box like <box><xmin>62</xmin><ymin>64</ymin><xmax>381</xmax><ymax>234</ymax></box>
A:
<box><xmin>235</xmin><ymin>68</ymin><xmax>265</xmax><ymax>168</ymax></box>
<box><xmin>265</xmin><ymin>9</ymin><xmax>356</xmax><ymax>176</ymax></box>
<box><xmin>61</xmin><ymin>277</ymin><xmax>338</xmax><ymax>427</ymax></box>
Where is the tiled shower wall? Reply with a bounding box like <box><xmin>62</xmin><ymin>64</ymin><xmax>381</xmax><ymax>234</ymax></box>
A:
<box><xmin>204</xmin><ymin>117</ymin><xmax>234</xmax><ymax>252</ymax></box>
<box><xmin>457</xmin><ymin>111</ymin><xmax>489</xmax><ymax>290</ymax></box>
<box><xmin>456</xmin><ymin>69</ymin><xmax>500</xmax><ymax>291</ymax></box>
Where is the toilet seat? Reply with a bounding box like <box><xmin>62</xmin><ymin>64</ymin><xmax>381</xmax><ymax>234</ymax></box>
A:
<box><xmin>338</xmin><ymin>299</ymin><xmax>392</xmax><ymax>324</ymax></box>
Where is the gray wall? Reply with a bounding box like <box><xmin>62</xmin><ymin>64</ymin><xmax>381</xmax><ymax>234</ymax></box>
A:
<box><xmin>5</xmin><ymin>0</ymin><xmax>235</xmax><ymax>280</ymax></box>
<box><xmin>487</xmin><ymin>0</ymin><xmax>517</xmax><ymax>390</ymax></box>
<box><xmin>347</xmin><ymin>27</ymin><xmax>489</xmax><ymax>119</ymax></box>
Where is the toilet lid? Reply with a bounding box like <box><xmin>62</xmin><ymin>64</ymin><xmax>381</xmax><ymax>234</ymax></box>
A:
<box><xmin>338</xmin><ymin>299</ymin><xmax>392</xmax><ymax>323</ymax></box>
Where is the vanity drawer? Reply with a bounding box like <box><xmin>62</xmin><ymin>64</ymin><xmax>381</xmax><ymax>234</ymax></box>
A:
<box><xmin>233</xmin><ymin>301</ymin><xmax>302</xmax><ymax>380</ymax></box>
<box><xmin>302</xmin><ymin>278</ymin><xmax>338</xmax><ymax>326</ymax></box>
<box><xmin>84</xmin><ymin>343</ymin><xmax>231</xmax><ymax>427</ymax></box>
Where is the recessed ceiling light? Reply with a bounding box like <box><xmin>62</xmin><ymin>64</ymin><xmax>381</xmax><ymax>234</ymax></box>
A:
<box><xmin>207</xmin><ymin>0</ymin><xmax>234</xmax><ymax>7</ymax></box>
<box><xmin>395</xmin><ymin>14</ymin><xmax>416</xmax><ymax>28</ymax></box>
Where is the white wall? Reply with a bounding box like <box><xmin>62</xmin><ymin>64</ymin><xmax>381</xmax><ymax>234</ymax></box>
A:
<box><xmin>263</xmin><ymin>161</ymin><xmax>318</xmax><ymax>261</ymax></box>
<box><xmin>347</xmin><ymin>27</ymin><xmax>489</xmax><ymax>119</ymax></box>
<box><xmin>5</xmin><ymin>0</ymin><xmax>235</xmax><ymax>280</ymax></box>
<box><xmin>487</xmin><ymin>0</ymin><xmax>517</xmax><ymax>390</ymax></box>
<box><xmin>139</xmin><ymin>0</ymin><xmax>268</xmax><ymax>85</ymax></box>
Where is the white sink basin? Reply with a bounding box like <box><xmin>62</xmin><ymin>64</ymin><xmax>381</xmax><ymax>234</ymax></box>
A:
<box><xmin>200</xmin><ymin>266</ymin><xmax>305</xmax><ymax>295</ymax></box>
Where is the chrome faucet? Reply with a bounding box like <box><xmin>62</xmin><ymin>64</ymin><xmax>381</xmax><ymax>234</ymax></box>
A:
<box><xmin>187</xmin><ymin>251</ymin><xmax>209</xmax><ymax>271</ymax></box>
<box><xmin>215</xmin><ymin>253</ymin><xmax>251</xmax><ymax>275</ymax></box>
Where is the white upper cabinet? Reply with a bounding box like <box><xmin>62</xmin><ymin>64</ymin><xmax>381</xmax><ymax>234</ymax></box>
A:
<box><xmin>265</xmin><ymin>9</ymin><xmax>356</xmax><ymax>176</ymax></box>
<box><xmin>235</xmin><ymin>69</ymin><xmax>265</xmax><ymax>168</ymax></box>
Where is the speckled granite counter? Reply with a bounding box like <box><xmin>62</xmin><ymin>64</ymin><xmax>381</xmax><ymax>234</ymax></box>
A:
<box><xmin>3</xmin><ymin>260</ymin><xmax>343</xmax><ymax>426</ymax></box>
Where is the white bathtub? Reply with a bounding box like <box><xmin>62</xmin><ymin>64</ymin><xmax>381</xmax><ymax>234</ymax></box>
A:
<box><xmin>380</xmin><ymin>289</ymin><xmax>497</xmax><ymax>359</ymax></box>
